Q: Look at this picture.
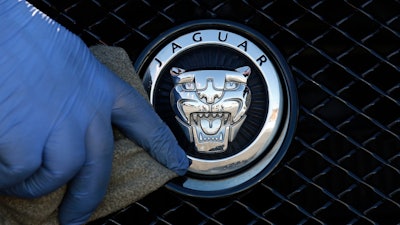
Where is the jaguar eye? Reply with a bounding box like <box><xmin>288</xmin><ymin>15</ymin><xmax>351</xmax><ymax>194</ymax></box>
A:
<box><xmin>225</xmin><ymin>81</ymin><xmax>239</xmax><ymax>90</ymax></box>
<box><xmin>182</xmin><ymin>82</ymin><xmax>195</xmax><ymax>90</ymax></box>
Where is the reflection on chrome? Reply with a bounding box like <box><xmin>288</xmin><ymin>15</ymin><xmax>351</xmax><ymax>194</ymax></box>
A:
<box><xmin>170</xmin><ymin>66</ymin><xmax>251</xmax><ymax>153</ymax></box>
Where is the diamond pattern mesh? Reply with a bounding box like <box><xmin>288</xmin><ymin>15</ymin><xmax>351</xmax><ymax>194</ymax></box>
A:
<box><xmin>29</xmin><ymin>0</ymin><xmax>400</xmax><ymax>224</ymax></box>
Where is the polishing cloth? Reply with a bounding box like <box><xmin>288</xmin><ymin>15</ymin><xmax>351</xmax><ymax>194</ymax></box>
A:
<box><xmin>0</xmin><ymin>45</ymin><xmax>177</xmax><ymax>225</ymax></box>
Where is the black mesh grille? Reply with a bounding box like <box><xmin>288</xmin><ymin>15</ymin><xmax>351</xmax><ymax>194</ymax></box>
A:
<box><xmin>29</xmin><ymin>0</ymin><xmax>400</xmax><ymax>224</ymax></box>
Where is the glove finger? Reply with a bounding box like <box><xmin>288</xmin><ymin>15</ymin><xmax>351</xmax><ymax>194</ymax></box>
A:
<box><xmin>0</xmin><ymin>118</ymin><xmax>86</xmax><ymax>198</ymax></box>
<box><xmin>0</xmin><ymin>132</ymin><xmax>43</xmax><ymax>190</ymax></box>
<box><xmin>58</xmin><ymin>113</ymin><xmax>114</xmax><ymax>225</ymax></box>
<box><xmin>110</xmin><ymin>78</ymin><xmax>190</xmax><ymax>175</ymax></box>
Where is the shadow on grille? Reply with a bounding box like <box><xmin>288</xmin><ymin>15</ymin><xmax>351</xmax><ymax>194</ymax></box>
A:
<box><xmin>29</xmin><ymin>0</ymin><xmax>400</xmax><ymax>224</ymax></box>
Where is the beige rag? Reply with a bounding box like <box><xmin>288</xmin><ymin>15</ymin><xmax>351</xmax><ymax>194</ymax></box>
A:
<box><xmin>0</xmin><ymin>45</ymin><xmax>177</xmax><ymax>225</ymax></box>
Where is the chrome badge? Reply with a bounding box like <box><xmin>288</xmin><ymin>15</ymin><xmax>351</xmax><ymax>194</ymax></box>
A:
<box><xmin>170</xmin><ymin>66</ymin><xmax>251</xmax><ymax>153</ymax></box>
<box><xmin>135</xmin><ymin>20</ymin><xmax>298</xmax><ymax>197</ymax></box>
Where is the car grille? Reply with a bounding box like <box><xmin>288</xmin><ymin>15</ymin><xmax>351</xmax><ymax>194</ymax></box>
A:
<box><xmin>29</xmin><ymin>0</ymin><xmax>400</xmax><ymax>224</ymax></box>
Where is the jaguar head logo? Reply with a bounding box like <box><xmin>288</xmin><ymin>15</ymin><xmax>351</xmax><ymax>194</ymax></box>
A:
<box><xmin>170</xmin><ymin>66</ymin><xmax>251</xmax><ymax>153</ymax></box>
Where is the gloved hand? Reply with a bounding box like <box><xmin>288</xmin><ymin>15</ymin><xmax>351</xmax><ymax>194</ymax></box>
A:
<box><xmin>0</xmin><ymin>1</ymin><xmax>190</xmax><ymax>224</ymax></box>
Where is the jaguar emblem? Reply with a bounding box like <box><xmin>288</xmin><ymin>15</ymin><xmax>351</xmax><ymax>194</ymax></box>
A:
<box><xmin>135</xmin><ymin>20</ymin><xmax>298</xmax><ymax>197</ymax></box>
<box><xmin>170</xmin><ymin>66</ymin><xmax>251</xmax><ymax>153</ymax></box>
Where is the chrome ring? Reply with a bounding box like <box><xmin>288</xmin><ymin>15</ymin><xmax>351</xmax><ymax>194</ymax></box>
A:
<box><xmin>136</xmin><ymin>20</ymin><xmax>298</xmax><ymax>197</ymax></box>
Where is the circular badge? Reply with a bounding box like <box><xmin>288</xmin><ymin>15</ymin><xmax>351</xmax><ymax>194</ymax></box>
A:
<box><xmin>134</xmin><ymin>20</ymin><xmax>298</xmax><ymax>197</ymax></box>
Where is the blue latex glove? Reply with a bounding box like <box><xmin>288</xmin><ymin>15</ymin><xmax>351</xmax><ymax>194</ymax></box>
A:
<box><xmin>0</xmin><ymin>1</ymin><xmax>190</xmax><ymax>224</ymax></box>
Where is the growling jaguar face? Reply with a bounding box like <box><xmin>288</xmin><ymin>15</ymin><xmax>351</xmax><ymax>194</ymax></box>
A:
<box><xmin>170</xmin><ymin>66</ymin><xmax>251</xmax><ymax>153</ymax></box>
